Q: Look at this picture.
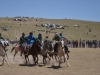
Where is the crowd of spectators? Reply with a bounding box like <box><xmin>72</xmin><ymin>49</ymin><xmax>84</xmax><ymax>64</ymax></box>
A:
<box><xmin>67</xmin><ymin>40</ymin><xmax>100</xmax><ymax>48</ymax></box>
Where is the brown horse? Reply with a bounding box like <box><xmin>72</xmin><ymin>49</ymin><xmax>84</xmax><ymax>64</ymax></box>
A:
<box><xmin>11</xmin><ymin>42</ymin><xmax>30</xmax><ymax>63</ymax></box>
<box><xmin>11</xmin><ymin>39</ymin><xmax>41</xmax><ymax>65</ymax></box>
<box><xmin>27</xmin><ymin>39</ymin><xmax>42</xmax><ymax>65</ymax></box>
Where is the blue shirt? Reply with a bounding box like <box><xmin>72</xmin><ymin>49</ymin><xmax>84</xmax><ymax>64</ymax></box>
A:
<box><xmin>26</xmin><ymin>35</ymin><xmax>35</xmax><ymax>46</ymax></box>
<box><xmin>60</xmin><ymin>36</ymin><xmax>65</xmax><ymax>38</ymax></box>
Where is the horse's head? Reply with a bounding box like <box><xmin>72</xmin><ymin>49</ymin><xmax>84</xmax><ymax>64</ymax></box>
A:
<box><xmin>46</xmin><ymin>41</ymin><xmax>54</xmax><ymax>51</ymax></box>
<box><xmin>60</xmin><ymin>38</ymin><xmax>65</xmax><ymax>48</ymax></box>
<box><xmin>35</xmin><ymin>39</ymin><xmax>42</xmax><ymax>47</ymax></box>
<box><xmin>42</xmin><ymin>40</ymin><xmax>51</xmax><ymax>51</ymax></box>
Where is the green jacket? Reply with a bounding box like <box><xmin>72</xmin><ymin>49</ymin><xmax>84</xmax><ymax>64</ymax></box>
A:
<box><xmin>37</xmin><ymin>37</ymin><xmax>42</xmax><ymax>43</ymax></box>
<box><xmin>53</xmin><ymin>35</ymin><xmax>61</xmax><ymax>41</ymax></box>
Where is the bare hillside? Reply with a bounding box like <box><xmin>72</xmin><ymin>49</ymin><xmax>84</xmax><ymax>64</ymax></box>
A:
<box><xmin>0</xmin><ymin>18</ymin><xmax>100</xmax><ymax>40</ymax></box>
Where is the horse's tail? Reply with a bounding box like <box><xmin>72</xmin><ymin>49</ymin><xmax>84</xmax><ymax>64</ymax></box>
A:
<box><xmin>11</xmin><ymin>44</ymin><xmax>17</xmax><ymax>53</ymax></box>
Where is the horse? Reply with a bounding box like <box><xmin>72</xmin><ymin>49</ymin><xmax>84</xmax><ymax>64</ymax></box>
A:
<box><xmin>10</xmin><ymin>40</ymin><xmax>19</xmax><ymax>47</ymax></box>
<box><xmin>0</xmin><ymin>39</ymin><xmax>10</xmax><ymax>51</ymax></box>
<box><xmin>0</xmin><ymin>40</ymin><xmax>10</xmax><ymax>66</ymax></box>
<box><xmin>63</xmin><ymin>38</ymin><xmax>70</xmax><ymax>60</ymax></box>
<box><xmin>11</xmin><ymin>43</ymin><xmax>23</xmax><ymax>60</ymax></box>
<box><xmin>11</xmin><ymin>42</ymin><xmax>30</xmax><ymax>64</ymax></box>
<box><xmin>27</xmin><ymin>39</ymin><xmax>42</xmax><ymax>65</ymax></box>
<box><xmin>11</xmin><ymin>38</ymin><xmax>41</xmax><ymax>65</ymax></box>
<box><xmin>54</xmin><ymin>38</ymin><xmax>70</xmax><ymax>67</ymax></box>
<box><xmin>40</xmin><ymin>40</ymin><xmax>54</xmax><ymax>65</ymax></box>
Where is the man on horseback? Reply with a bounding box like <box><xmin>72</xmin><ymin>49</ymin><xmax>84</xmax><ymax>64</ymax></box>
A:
<box><xmin>20</xmin><ymin>33</ymin><xmax>28</xmax><ymax>56</ymax></box>
<box><xmin>52</xmin><ymin>33</ymin><xmax>61</xmax><ymax>54</ymax></box>
<box><xmin>37</xmin><ymin>33</ymin><xmax>42</xmax><ymax>54</ymax></box>
<box><xmin>0</xmin><ymin>33</ymin><xmax>7</xmax><ymax>51</ymax></box>
<box><xmin>37</xmin><ymin>33</ymin><xmax>42</xmax><ymax>43</ymax></box>
<box><xmin>59</xmin><ymin>33</ymin><xmax>70</xmax><ymax>53</ymax></box>
<box><xmin>0</xmin><ymin>33</ymin><xmax>4</xmax><ymax>40</ymax></box>
<box><xmin>59</xmin><ymin>33</ymin><xmax>65</xmax><ymax>38</ymax></box>
<box><xmin>26</xmin><ymin>32</ymin><xmax>35</xmax><ymax>46</ymax></box>
<box><xmin>26</xmin><ymin>32</ymin><xmax>35</xmax><ymax>54</ymax></box>
<box><xmin>53</xmin><ymin>33</ymin><xmax>70</xmax><ymax>54</ymax></box>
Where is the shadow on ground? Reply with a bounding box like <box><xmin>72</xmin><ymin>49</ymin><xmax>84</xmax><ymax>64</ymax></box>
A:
<box><xmin>47</xmin><ymin>65</ymin><xmax>61</xmax><ymax>69</ymax></box>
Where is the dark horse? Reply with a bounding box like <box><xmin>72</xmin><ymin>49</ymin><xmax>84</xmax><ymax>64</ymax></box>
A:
<box><xmin>26</xmin><ymin>39</ymin><xmax>42</xmax><ymax>65</ymax></box>
<box><xmin>11</xmin><ymin>39</ymin><xmax>42</xmax><ymax>65</ymax></box>
<box><xmin>40</xmin><ymin>40</ymin><xmax>54</xmax><ymax>65</ymax></box>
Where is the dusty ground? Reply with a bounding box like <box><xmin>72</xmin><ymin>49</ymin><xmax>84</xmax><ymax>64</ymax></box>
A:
<box><xmin>0</xmin><ymin>45</ymin><xmax>100</xmax><ymax>75</ymax></box>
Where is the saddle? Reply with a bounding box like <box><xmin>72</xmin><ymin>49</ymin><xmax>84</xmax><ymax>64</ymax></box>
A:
<box><xmin>17</xmin><ymin>45</ymin><xmax>21</xmax><ymax>51</ymax></box>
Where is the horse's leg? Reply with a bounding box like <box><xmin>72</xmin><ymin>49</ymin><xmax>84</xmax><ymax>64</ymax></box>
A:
<box><xmin>27</xmin><ymin>55</ymin><xmax>29</xmax><ymax>63</ymax></box>
<box><xmin>43</xmin><ymin>55</ymin><xmax>46</xmax><ymax>65</ymax></box>
<box><xmin>55</xmin><ymin>54</ymin><xmax>57</xmax><ymax>61</ymax></box>
<box><xmin>63</xmin><ymin>55</ymin><xmax>66</xmax><ymax>62</ymax></box>
<box><xmin>64</xmin><ymin>54</ymin><xmax>70</xmax><ymax>67</ymax></box>
<box><xmin>24</xmin><ymin>54</ymin><xmax>28</xmax><ymax>64</ymax></box>
<box><xmin>66</xmin><ymin>52</ymin><xmax>69</xmax><ymax>60</ymax></box>
<box><xmin>58</xmin><ymin>56</ymin><xmax>62</xmax><ymax>67</ymax></box>
<box><xmin>2</xmin><ymin>57</ymin><xmax>4</xmax><ymax>66</ymax></box>
<box><xmin>42</xmin><ymin>55</ymin><xmax>45</xmax><ymax>64</ymax></box>
<box><xmin>32</xmin><ymin>55</ymin><xmax>36</xmax><ymax>65</ymax></box>
<box><xmin>50</xmin><ymin>53</ymin><xmax>54</xmax><ymax>66</ymax></box>
<box><xmin>2</xmin><ymin>56</ymin><xmax>10</xmax><ymax>66</ymax></box>
<box><xmin>55</xmin><ymin>54</ymin><xmax>59</xmax><ymax>62</ymax></box>
<box><xmin>36</xmin><ymin>55</ymin><xmax>38</xmax><ymax>64</ymax></box>
<box><xmin>13</xmin><ymin>50</ymin><xmax>18</xmax><ymax>60</ymax></box>
<box><xmin>47</xmin><ymin>53</ymin><xmax>51</xmax><ymax>61</ymax></box>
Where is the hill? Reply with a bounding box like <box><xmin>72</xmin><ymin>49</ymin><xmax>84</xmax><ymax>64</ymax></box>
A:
<box><xmin>0</xmin><ymin>17</ymin><xmax>100</xmax><ymax>41</ymax></box>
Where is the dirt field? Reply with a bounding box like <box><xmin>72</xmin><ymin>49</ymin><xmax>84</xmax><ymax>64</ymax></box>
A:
<box><xmin>0</xmin><ymin>45</ymin><xmax>100</xmax><ymax>75</ymax></box>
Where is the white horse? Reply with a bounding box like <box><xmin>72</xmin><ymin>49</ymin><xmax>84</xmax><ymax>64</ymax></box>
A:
<box><xmin>0</xmin><ymin>39</ymin><xmax>10</xmax><ymax>51</ymax></box>
<box><xmin>0</xmin><ymin>40</ymin><xmax>10</xmax><ymax>66</ymax></box>
<box><xmin>54</xmin><ymin>39</ymin><xmax>70</xmax><ymax>67</ymax></box>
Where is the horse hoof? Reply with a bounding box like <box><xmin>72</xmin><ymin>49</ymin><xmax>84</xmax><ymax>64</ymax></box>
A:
<box><xmin>67</xmin><ymin>64</ymin><xmax>70</xmax><ymax>67</ymax></box>
<box><xmin>8</xmin><ymin>64</ymin><xmax>10</xmax><ymax>66</ymax></box>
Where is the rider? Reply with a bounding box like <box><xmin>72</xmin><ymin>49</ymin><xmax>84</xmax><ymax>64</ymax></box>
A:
<box><xmin>37</xmin><ymin>33</ymin><xmax>42</xmax><ymax>54</ymax></box>
<box><xmin>53</xmin><ymin>33</ymin><xmax>70</xmax><ymax>53</ymax></box>
<box><xmin>52</xmin><ymin>33</ymin><xmax>61</xmax><ymax>54</ymax></box>
<box><xmin>25</xmin><ymin>32</ymin><xmax>35</xmax><ymax>55</ymax></box>
<box><xmin>20</xmin><ymin>33</ymin><xmax>28</xmax><ymax>56</ymax></box>
<box><xmin>37</xmin><ymin>33</ymin><xmax>42</xmax><ymax>43</ymax></box>
<box><xmin>59</xmin><ymin>33</ymin><xmax>70</xmax><ymax>53</ymax></box>
<box><xmin>0</xmin><ymin>33</ymin><xmax>4</xmax><ymax>40</ymax></box>
<box><xmin>44</xmin><ymin>36</ymin><xmax>49</xmax><ymax>41</ymax></box>
<box><xmin>26</xmin><ymin>32</ymin><xmax>35</xmax><ymax>46</ymax></box>
<box><xmin>53</xmin><ymin>33</ymin><xmax>60</xmax><ymax>41</ymax></box>
<box><xmin>0</xmin><ymin>33</ymin><xmax>6</xmax><ymax>51</ymax></box>
<box><xmin>59</xmin><ymin>33</ymin><xmax>65</xmax><ymax>38</ymax></box>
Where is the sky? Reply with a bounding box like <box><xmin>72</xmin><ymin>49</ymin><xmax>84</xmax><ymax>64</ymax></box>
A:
<box><xmin>0</xmin><ymin>0</ymin><xmax>100</xmax><ymax>22</ymax></box>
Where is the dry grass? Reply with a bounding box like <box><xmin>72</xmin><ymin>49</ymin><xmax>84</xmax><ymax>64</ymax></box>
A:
<box><xmin>0</xmin><ymin>18</ymin><xmax>100</xmax><ymax>41</ymax></box>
